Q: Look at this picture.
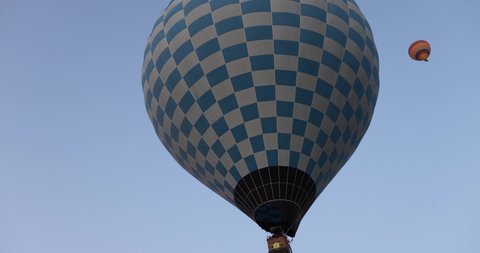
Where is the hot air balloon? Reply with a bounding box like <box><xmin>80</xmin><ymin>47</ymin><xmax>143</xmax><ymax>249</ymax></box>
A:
<box><xmin>409</xmin><ymin>40</ymin><xmax>431</xmax><ymax>61</ymax></box>
<box><xmin>142</xmin><ymin>0</ymin><xmax>379</xmax><ymax>251</ymax></box>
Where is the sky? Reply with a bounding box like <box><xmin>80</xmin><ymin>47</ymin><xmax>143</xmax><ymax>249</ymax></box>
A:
<box><xmin>1</xmin><ymin>0</ymin><xmax>479</xmax><ymax>252</ymax></box>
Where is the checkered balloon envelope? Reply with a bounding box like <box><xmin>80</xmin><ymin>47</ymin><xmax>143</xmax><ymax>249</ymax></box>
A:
<box><xmin>142</xmin><ymin>0</ymin><xmax>379</xmax><ymax>237</ymax></box>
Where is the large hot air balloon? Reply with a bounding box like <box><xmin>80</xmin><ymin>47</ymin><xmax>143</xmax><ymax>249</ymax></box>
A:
<box><xmin>141</xmin><ymin>0</ymin><xmax>379</xmax><ymax>249</ymax></box>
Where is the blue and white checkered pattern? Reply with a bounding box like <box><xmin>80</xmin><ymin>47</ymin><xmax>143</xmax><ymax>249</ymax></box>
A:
<box><xmin>142</xmin><ymin>0</ymin><xmax>379</xmax><ymax>207</ymax></box>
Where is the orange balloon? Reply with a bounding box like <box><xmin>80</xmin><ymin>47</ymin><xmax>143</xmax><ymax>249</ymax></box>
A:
<box><xmin>409</xmin><ymin>40</ymin><xmax>431</xmax><ymax>61</ymax></box>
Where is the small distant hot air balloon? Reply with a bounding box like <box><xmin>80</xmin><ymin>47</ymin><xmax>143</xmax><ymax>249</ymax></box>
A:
<box><xmin>409</xmin><ymin>40</ymin><xmax>431</xmax><ymax>61</ymax></box>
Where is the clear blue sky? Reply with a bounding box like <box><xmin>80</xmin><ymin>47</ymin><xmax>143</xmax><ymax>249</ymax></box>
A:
<box><xmin>1</xmin><ymin>1</ymin><xmax>479</xmax><ymax>252</ymax></box>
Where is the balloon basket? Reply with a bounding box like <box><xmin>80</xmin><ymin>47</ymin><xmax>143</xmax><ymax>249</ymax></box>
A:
<box><xmin>267</xmin><ymin>234</ymin><xmax>292</xmax><ymax>253</ymax></box>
